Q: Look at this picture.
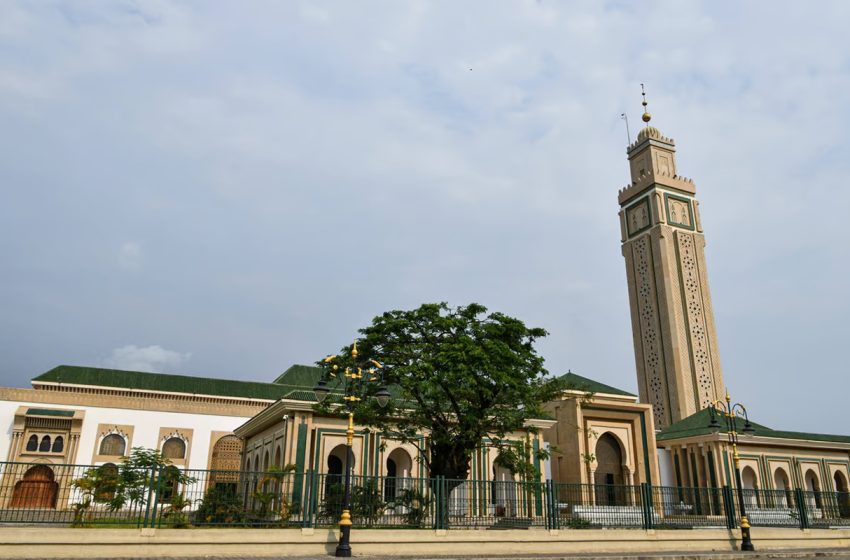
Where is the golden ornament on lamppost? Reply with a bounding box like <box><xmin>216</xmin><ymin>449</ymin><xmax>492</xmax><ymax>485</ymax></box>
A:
<box><xmin>313</xmin><ymin>341</ymin><xmax>391</xmax><ymax>557</ymax></box>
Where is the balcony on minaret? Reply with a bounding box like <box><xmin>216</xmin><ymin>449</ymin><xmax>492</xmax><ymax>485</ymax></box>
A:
<box><xmin>619</xmin><ymin>126</ymin><xmax>696</xmax><ymax>206</ymax></box>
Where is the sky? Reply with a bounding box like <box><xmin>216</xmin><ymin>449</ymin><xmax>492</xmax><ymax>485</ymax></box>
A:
<box><xmin>1</xmin><ymin>1</ymin><xmax>848</xmax><ymax>435</ymax></box>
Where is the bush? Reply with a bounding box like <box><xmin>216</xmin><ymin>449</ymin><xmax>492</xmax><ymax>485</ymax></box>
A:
<box><xmin>193</xmin><ymin>484</ymin><xmax>245</xmax><ymax>526</ymax></box>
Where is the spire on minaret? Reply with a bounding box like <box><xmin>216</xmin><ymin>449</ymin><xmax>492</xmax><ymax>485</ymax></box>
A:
<box><xmin>641</xmin><ymin>83</ymin><xmax>652</xmax><ymax>124</ymax></box>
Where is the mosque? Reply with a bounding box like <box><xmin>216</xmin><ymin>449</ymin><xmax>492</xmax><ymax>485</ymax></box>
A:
<box><xmin>1</xmin><ymin>100</ymin><xmax>848</xmax><ymax>513</ymax></box>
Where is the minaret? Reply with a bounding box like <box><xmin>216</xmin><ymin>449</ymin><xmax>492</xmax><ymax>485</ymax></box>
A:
<box><xmin>618</xmin><ymin>89</ymin><xmax>726</xmax><ymax>429</ymax></box>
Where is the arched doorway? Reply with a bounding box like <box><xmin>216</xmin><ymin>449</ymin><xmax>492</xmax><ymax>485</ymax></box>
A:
<box><xmin>805</xmin><ymin>469</ymin><xmax>823</xmax><ymax>510</ymax></box>
<box><xmin>491</xmin><ymin>463</ymin><xmax>516</xmax><ymax>516</ymax></box>
<box><xmin>595</xmin><ymin>433</ymin><xmax>625</xmax><ymax>505</ymax></box>
<box><xmin>741</xmin><ymin>466</ymin><xmax>760</xmax><ymax>508</ymax></box>
<box><xmin>773</xmin><ymin>468</ymin><xmax>792</xmax><ymax>508</ymax></box>
<box><xmin>384</xmin><ymin>448</ymin><xmax>413</xmax><ymax>501</ymax></box>
<box><xmin>326</xmin><ymin>444</ymin><xmax>352</xmax><ymax>495</ymax></box>
<box><xmin>834</xmin><ymin>471</ymin><xmax>850</xmax><ymax>517</ymax></box>
<box><xmin>10</xmin><ymin>465</ymin><xmax>58</xmax><ymax>508</ymax></box>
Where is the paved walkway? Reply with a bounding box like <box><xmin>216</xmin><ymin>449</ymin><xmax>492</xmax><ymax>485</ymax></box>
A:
<box><xmin>12</xmin><ymin>550</ymin><xmax>850</xmax><ymax>560</ymax></box>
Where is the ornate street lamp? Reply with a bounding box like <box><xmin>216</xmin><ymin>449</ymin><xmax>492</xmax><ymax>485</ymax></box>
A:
<box><xmin>708</xmin><ymin>393</ymin><xmax>755</xmax><ymax>552</ymax></box>
<box><xmin>313</xmin><ymin>342</ymin><xmax>390</xmax><ymax>558</ymax></box>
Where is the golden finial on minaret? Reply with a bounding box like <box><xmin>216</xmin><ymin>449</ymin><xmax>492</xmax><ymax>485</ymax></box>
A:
<box><xmin>641</xmin><ymin>83</ymin><xmax>651</xmax><ymax>123</ymax></box>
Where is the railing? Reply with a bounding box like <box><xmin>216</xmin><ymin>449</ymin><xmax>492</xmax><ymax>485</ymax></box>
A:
<box><xmin>2</xmin><ymin>461</ymin><xmax>849</xmax><ymax>530</ymax></box>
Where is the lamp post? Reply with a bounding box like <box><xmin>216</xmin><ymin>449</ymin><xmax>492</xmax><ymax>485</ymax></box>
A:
<box><xmin>313</xmin><ymin>342</ymin><xmax>390</xmax><ymax>558</ymax></box>
<box><xmin>708</xmin><ymin>393</ymin><xmax>755</xmax><ymax>552</ymax></box>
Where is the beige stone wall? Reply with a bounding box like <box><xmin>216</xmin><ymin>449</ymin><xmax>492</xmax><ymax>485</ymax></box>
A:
<box><xmin>2</xmin><ymin>526</ymin><xmax>849</xmax><ymax>558</ymax></box>
<box><xmin>661</xmin><ymin>435</ymin><xmax>850</xmax><ymax>492</ymax></box>
<box><xmin>543</xmin><ymin>394</ymin><xmax>659</xmax><ymax>486</ymax></box>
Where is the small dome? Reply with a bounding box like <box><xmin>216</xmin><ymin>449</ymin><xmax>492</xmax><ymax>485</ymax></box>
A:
<box><xmin>637</xmin><ymin>126</ymin><xmax>662</xmax><ymax>141</ymax></box>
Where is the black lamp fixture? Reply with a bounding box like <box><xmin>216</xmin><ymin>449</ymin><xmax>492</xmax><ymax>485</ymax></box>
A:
<box><xmin>313</xmin><ymin>379</ymin><xmax>330</xmax><ymax>403</ymax></box>
<box><xmin>707</xmin><ymin>393</ymin><xmax>755</xmax><ymax>552</ymax></box>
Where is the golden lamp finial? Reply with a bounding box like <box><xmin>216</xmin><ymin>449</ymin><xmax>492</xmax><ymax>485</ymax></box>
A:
<box><xmin>351</xmin><ymin>341</ymin><xmax>358</xmax><ymax>359</ymax></box>
<box><xmin>725</xmin><ymin>390</ymin><xmax>731</xmax><ymax>404</ymax></box>
<box><xmin>640</xmin><ymin>83</ymin><xmax>651</xmax><ymax>124</ymax></box>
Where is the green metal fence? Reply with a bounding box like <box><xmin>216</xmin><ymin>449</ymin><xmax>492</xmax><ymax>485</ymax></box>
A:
<box><xmin>2</xmin><ymin>461</ymin><xmax>849</xmax><ymax>530</ymax></box>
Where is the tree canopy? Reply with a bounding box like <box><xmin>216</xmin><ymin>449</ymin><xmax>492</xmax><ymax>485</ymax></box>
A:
<box><xmin>317</xmin><ymin>302</ymin><xmax>568</xmax><ymax>482</ymax></box>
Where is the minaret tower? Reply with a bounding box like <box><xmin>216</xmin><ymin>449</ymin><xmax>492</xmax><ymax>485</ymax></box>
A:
<box><xmin>619</xmin><ymin>88</ymin><xmax>726</xmax><ymax>429</ymax></box>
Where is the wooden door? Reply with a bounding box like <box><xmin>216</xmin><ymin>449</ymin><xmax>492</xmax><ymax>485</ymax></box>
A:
<box><xmin>10</xmin><ymin>465</ymin><xmax>58</xmax><ymax>509</ymax></box>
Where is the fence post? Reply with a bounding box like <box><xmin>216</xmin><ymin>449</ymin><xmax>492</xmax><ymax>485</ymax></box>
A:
<box><xmin>433</xmin><ymin>476</ymin><xmax>445</xmax><ymax>530</ymax></box>
<box><xmin>640</xmin><ymin>483</ymin><xmax>653</xmax><ymax>530</ymax></box>
<box><xmin>432</xmin><ymin>476</ymin><xmax>440</xmax><ymax>529</ymax></box>
<box><xmin>150</xmin><ymin>465</ymin><xmax>164</xmax><ymax>528</ymax></box>
<box><xmin>795</xmin><ymin>488</ymin><xmax>809</xmax><ymax>530</ymax></box>
<box><xmin>142</xmin><ymin>465</ymin><xmax>157</xmax><ymax>528</ymax></box>
<box><xmin>722</xmin><ymin>485</ymin><xmax>736</xmax><ymax>529</ymax></box>
<box><xmin>300</xmin><ymin>470</ymin><xmax>311</xmax><ymax>528</ymax></box>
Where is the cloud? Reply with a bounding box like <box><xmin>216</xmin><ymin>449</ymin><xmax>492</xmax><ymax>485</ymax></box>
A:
<box><xmin>103</xmin><ymin>344</ymin><xmax>191</xmax><ymax>373</ymax></box>
<box><xmin>1</xmin><ymin>1</ymin><xmax>849</xmax><ymax>433</ymax></box>
<box><xmin>118</xmin><ymin>241</ymin><xmax>142</xmax><ymax>270</ymax></box>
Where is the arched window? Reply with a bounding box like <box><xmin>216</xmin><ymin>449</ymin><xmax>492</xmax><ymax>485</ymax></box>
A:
<box><xmin>51</xmin><ymin>436</ymin><xmax>64</xmax><ymax>453</ymax></box>
<box><xmin>99</xmin><ymin>434</ymin><xmax>126</xmax><ymax>456</ymax></box>
<box><xmin>210</xmin><ymin>435</ymin><xmax>242</xmax><ymax>488</ymax></box>
<box><xmin>96</xmin><ymin>463</ymin><xmax>119</xmax><ymax>501</ymax></box>
<box><xmin>25</xmin><ymin>435</ymin><xmax>38</xmax><ymax>452</ymax></box>
<box><xmin>160</xmin><ymin>465</ymin><xmax>181</xmax><ymax>502</ymax></box>
<box><xmin>162</xmin><ymin>437</ymin><xmax>186</xmax><ymax>459</ymax></box>
<box><xmin>39</xmin><ymin>436</ymin><xmax>51</xmax><ymax>452</ymax></box>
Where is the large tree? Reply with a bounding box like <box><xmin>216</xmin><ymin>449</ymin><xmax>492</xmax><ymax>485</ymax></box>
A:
<box><xmin>317</xmin><ymin>302</ymin><xmax>567</xmax><ymax>482</ymax></box>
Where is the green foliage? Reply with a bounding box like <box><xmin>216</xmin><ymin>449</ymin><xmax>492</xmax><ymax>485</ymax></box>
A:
<box><xmin>251</xmin><ymin>464</ymin><xmax>300</xmax><ymax>526</ymax></box>
<box><xmin>318</xmin><ymin>480</ymin><xmax>386</xmax><ymax>526</ymax></box>
<box><xmin>317</xmin><ymin>303</ymin><xmax>569</xmax><ymax>481</ymax></box>
<box><xmin>318</xmin><ymin>483</ymin><xmax>344</xmax><ymax>524</ymax></box>
<box><xmin>351</xmin><ymin>479</ymin><xmax>385</xmax><ymax>526</ymax></box>
<box><xmin>193</xmin><ymin>484</ymin><xmax>245</xmax><ymax>525</ymax></box>
<box><xmin>389</xmin><ymin>486</ymin><xmax>432</xmax><ymax>527</ymax></box>
<box><xmin>71</xmin><ymin>447</ymin><xmax>195</xmax><ymax>527</ymax></box>
<box><xmin>566</xmin><ymin>516</ymin><xmax>592</xmax><ymax>529</ymax></box>
<box><xmin>161</xmin><ymin>493</ymin><xmax>193</xmax><ymax>528</ymax></box>
<box><xmin>71</xmin><ymin>463</ymin><xmax>121</xmax><ymax>526</ymax></box>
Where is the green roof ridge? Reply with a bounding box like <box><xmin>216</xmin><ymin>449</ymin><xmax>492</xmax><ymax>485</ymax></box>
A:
<box><xmin>273</xmin><ymin>364</ymin><xmax>323</xmax><ymax>387</ymax></box>
<box><xmin>558</xmin><ymin>371</ymin><xmax>636</xmax><ymax>397</ymax></box>
<box><xmin>657</xmin><ymin>408</ymin><xmax>850</xmax><ymax>444</ymax></box>
<box><xmin>33</xmin><ymin>365</ymin><xmax>292</xmax><ymax>401</ymax></box>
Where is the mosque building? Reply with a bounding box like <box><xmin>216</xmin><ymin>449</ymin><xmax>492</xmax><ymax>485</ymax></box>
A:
<box><xmin>1</xmin><ymin>96</ymin><xmax>848</xmax><ymax>514</ymax></box>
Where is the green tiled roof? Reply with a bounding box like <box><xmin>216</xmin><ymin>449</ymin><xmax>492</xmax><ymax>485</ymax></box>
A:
<box><xmin>657</xmin><ymin>408</ymin><xmax>850</xmax><ymax>444</ymax></box>
<box><xmin>26</xmin><ymin>408</ymin><xmax>75</xmax><ymax>417</ymax></box>
<box><xmin>559</xmin><ymin>371</ymin><xmax>636</xmax><ymax>397</ymax></box>
<box><xmin>273</xmin><ymin>364</ymin><xmax>323</xmax><ymax>387</ymax></box>
<box><xmin>283</xmin><ymin>389</ymin><xmax>320</xmax><ymax>402</ymax></box>
<box><xmin>33</xmin><ymin>365</ymin><xmax>292</xmax><ymax>401</ymax></box>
